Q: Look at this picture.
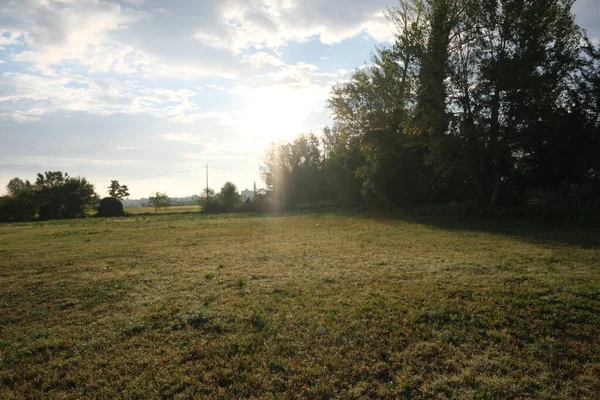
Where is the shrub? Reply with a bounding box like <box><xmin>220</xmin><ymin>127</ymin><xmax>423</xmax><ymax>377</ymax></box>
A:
<box><xmin>0</xmin><ymin>191</ymin><xmax>37</xmax><ymax>222</ymax></box>
<box><xmin>36</xmin><ymin>174</ymin><xmax>99</xmax><ymax>220</ymax></box>
<box><xmin>97</xmin><ymin>197</ymin><xmax>125</xmax><ymax>217</ymax></box>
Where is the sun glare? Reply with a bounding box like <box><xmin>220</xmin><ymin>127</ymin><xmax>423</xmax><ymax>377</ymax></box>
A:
<box><xmin>235</xmin><ymin>83</ymin><xmax>327</xmax><ymax>145</ymax></box>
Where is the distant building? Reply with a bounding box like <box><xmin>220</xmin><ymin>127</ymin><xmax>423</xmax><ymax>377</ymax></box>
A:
<box><xmin>241</xmin><ymin>189</ymin><xmax>255</xmax><ymax>201</ymax></box>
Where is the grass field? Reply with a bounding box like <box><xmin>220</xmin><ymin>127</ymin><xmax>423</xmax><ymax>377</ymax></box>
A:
<box><xmin>1</xmin><ymin>213</ymin><xmax>599</xmax><ymax>399</ymax></box>
<box><xmin>124</xmin><ymin>205</ymin><xmax>202</xmax><ymax>215</ymax></box>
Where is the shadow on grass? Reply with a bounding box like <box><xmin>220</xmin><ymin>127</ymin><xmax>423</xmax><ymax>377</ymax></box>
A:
<box><xmin>383</xmin><ymin>212</ymin><xmax>600</xmax><ymax>249</ymax></box>
<box><xmin>124</xmin><ymin>207</ymin><xmax>599</xmax><ymax>249</ymax></box>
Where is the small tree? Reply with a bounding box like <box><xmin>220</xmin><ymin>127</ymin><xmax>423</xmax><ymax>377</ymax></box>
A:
<box><xmin>220</xmin><ymin>181</ymin><xmax>241</xmax><ymax>210</ymax></box>
<box><xmin>148</xmin><ymin>192</ymin><xmax>169</xmax><ymax>213</ymax></box>
<box><xmin>108</xmin><ymin>180</ymin><xmax>130</xmax><ymax>201</ymax></box>
<box><xmin>200</xmin><ymin>188</ymin><xmax>215</xmax><ymax>207</ymax></box>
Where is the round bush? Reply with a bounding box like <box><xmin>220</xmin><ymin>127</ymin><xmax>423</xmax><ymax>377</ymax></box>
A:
<box><xmin>97</xmin><ymin>197</ymin><xmax>125</xmax><ymax>217</ymax></box>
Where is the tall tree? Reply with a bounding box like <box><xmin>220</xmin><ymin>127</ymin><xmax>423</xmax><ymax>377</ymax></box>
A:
<box><xmin>108</xmin><ymin>180</ymin><xmax>130</xmax><ymax>201</ymax></box>
<box><xmin>468</xmin><ymin>0</ymin><xmax>582</xmax><ymax>204</ymax></box>
<box><xmin>261</xmin><ymin>134</ymin><xmax>322</xmax><ymax>210</ymax></box>
<box><xmin>328</xmin><ymin>2</ymin><xmax>428</xmax><ymax>207</ymax></box>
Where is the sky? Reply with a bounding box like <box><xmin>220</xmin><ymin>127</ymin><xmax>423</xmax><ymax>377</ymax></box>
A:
<box><xmin>0</xmin><ymin>0</ymin><xmax>598</xmax><ymax>199</ymax></box>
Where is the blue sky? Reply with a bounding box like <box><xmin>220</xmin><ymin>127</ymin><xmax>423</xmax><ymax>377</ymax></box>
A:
<box><xmin>1</xmin><ymin>0</ymin><xmax>598</xmax><ymax>198</ymax></box>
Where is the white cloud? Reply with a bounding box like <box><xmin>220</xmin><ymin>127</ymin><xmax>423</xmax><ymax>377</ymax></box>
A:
<box><xmin>203</xmin><ymin>84</ymin><xmax>227</xmax><ymax>91</ymax></box>
<box><xmin>242</xmin><ymin>52</ymin><xmax>284</xmax><ymax>69</ymax></box>
<box><xmin>0</xmin><ymin>108</ymin><xmax>47</xmax><ymax>123</ymax></box>
<box><xmin>192</xmin><ymin>0</ymin><xmax>395</xmax><ymax>53</ymax></box>
<box><xmin>0</xmin><ymin>70</ymin><xmax>212</xmax><ymax>123</ymax></box>
<box><xmin>0</xmin><ymin>0</ymin><xmax>239</xmax><ymax>79</ymax></box>
<box><xmin>0</xmin><ymin>30</ymin><xmax>25</xmax><ymax>50</ymax></box>
<box><xmin>160</xmin><ymin>133</ymin><xmax>198</xmax><ymax>143</ymax></box>
<box><xmin>9</xmin><ymin>0</ymin><xmax>142</xmax><ymax>66</ymax></box>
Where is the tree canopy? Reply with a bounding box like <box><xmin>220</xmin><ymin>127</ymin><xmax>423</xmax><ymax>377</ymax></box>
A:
<box><xmin>108</xmin><ymin>181</ymin><xmax>130</xmax><ymax>201</ymax></box>
<box><xmin>261</xmin><ymin>0</ymin><xmax>599</xmax><ymax>221</ymax></box>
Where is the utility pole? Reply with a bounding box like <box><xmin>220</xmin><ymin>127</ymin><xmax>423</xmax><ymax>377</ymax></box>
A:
<box><xmin>205</xmin><ymin>164</ymin><xmax>209</xmax><ymax>206</ymax></box>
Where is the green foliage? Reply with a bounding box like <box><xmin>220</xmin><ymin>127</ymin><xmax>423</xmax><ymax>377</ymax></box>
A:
<box><xmin>107</xmin><ymin>180</ymin><xmax>130</xmax><ymax>201</ymax></box>
<box><xmin>5</xmin><ymin>178</ymin><xmax>31</xmax><ymax>196</ymax></box>
<box><xmin>260</xmin><ymin>0</ymin><xmax>599</xmax><ymax>218</ymax></box>
<box><xmin>2</xmin><ymin>172</ymin><xmax>99</xmax><ymax>222</ymax></box>
<box><xmin>35</xmin><ymin>171</ymin><xmax>67</xmax><ymax>188</ymax></box>
<box><xmin>199</xmin><ymin>187</ymin><xmax>215</xmax><ymax>207</ymax></box>
<box><xmin>219</xmin><ymin>181</ymin><xmax>241</xmax><ymax>211</ymax></box>
<box><xmin>148</xmin><ymin>192</ymin><xmax>169</xmax><ymax>213</ymax></box>
<box><xmin>0</xmin><ymin>191</ymin><xmax>37</xmax><ymax>222</ymax></box>
<box><xmin>37</xmin><ymin>173</ymin><xmax>99</xmax><ymax>220</ymax></box>
<box><xmin>261</xmin><ymin>133</ymin><xmax>324</xmax><ymax>210</ymax></box>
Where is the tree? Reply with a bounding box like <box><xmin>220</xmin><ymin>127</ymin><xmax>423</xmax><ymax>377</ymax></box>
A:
<box><xmin>0</xmin><ymin>190</ymin><xmax>37</xmax><ymax>222</ymax></box>
<box><xmin>261</xmin><ymin>134</ymin><xmax>323</xmax><ymax>210</ymax></box>
<box><xmin>219</xmin><ymin>182</ymin><xmax>241</xmax><ymax>210</ymax></box>
<box><xmin>108</xmin><ymin>180</ymin><xmax>130</xmax><ymax>201</ymax></box>
<box><xmin>328</xmin><ymin>44</ymin><xmax>425</xmax><ymax>207</ymax></box>
<box><xmin>148</xmin><ymin>192</ymin><xmax>169</xmax><ymax>213</ymax></box>
<box><xmin>200</xmin><ymin>187</ymin><xmax>215</xmax><ymax>207</ymax></box>
<box><xmin>36</xmin><ymin>171</ymin><xmax>68</xmax><ymax>188</ymax></box>
<box><xmin>35</xmin><ymin>172</ymin><xmax>99</xmax><ymax>220</ymax></box>
<box><xmin>61</xmin><ymin>177</ymin><xmax>100</xmax><ymax>218</ymax></box>
<box><xmin>6</xmin><ymin>178</ymin><xmax>31</xmax><ymax>196</ymax></box>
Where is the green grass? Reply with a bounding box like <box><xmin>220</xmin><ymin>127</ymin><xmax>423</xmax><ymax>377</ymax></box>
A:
<box><xmin>125</xmin><ymin>205</ymin><xmax>202</xmax><ymax>215</ymax></box>
<box><xmin>0</xmin><ymin>213</ymin><xmax>599</xmax><ymax>399</ymax></box>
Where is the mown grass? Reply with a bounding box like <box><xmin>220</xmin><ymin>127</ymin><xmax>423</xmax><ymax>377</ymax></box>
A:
<box><xmin>0</xmin><ymin>213</ymin><xmax>598</xmax><ymax>399</ymax></box>
<box><xmin>125</xmin><ymin>205</ymin><xmax>202</xmax><ymax>215</ymax></box>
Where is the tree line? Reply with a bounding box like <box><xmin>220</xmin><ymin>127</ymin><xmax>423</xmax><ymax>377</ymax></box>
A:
<box><xmin>0</xmin><ymin>171</ymin><xmax>255</xmax><ymax>221</ymax></box>
<box><xmin>2</xmin><ymin>0</ymin><xmax>598</xmax><ymax>223</ymax></box>
<box><xmin>262</xmin><ymin>0</ymin><xmax>600</xmax><ymax>221</ymax></box>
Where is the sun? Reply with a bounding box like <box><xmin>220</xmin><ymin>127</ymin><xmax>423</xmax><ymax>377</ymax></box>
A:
<box><xmin>234</xmin><ymin>83</ymin><xmax>328</xmax><ymax>145</ymax></box>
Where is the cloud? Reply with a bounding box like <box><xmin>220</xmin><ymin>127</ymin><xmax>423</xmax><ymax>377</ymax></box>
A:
<box><xmin>1</xmin><ymin>0</ymin><xmax>598</xmax><ymax>199</ymax></box>
<box><xmin>573</xmin><ymin>0</ymin><xmax>600</xmax><ymax>41</ymax></box>
<box><xmin>7</xmin><ymin>0</ymin><xmax>142</xmax><ymax>67</ymax></box>
<box><xmin>0</xmin><ymin>30</ymin><xmax>25</xmax><ymax>50</ymax></box>
<box><xmin>0</xmin><ymin>0</ymin><xmax>239</xmax><ymax>79</ymax></box>
<box><xmin>0</xmin><ymin>70</ymin><xmax>213</xmax><ymax>123</ymax></box>
<box><xmin>242</xmin><ymin>51</ymin><xmax>284</xmax><ymax>69</ymax></box>
<box><xmin>3</xmin><ymin>0</ymin><xmax>394</xmax><ymax>77</ymax></box>
<box><xmin>192</xmin><ymin>0</ymin><xmax>395</xmax><ymax>53</ymax></box>
<box><xmin>0</xmin><ymin>108</ymin><xmax>47</xmax><ymax>123</ymax></box>
<box><xmin>160</xmin><ymin>132</ymin><xmax>199</xmax><ymax>143</ymax></box>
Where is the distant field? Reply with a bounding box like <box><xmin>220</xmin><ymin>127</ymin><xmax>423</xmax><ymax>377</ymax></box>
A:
<box><xmin>125</xmin><ymin>205</ymin><xmax>202</xmax><ymax>214</ymax></box>
<box><xmin>1</xmin><ymin>213</ymin><xmax>599</xmax><ymax>398</ymax></box>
